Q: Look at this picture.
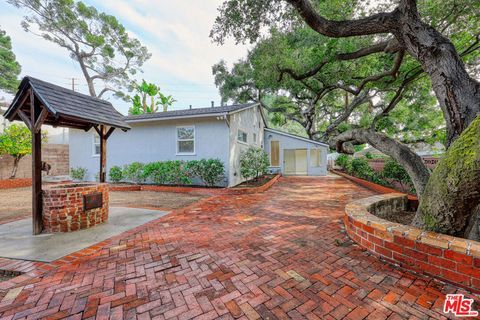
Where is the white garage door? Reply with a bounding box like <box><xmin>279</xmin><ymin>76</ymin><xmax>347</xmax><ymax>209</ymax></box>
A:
<box><xmin>284</xmin><ymin>149</ymin><xmax>307</xmax><ymax>175</ymax></box>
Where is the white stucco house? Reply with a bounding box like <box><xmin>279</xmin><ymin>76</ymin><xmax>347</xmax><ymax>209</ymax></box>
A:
<box><xmin>69</xmin><ymin>103</ymin><xmax>328</xmax><ymax>186</ymax></box>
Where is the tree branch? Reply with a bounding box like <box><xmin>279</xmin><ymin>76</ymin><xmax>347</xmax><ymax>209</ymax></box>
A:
<box><xmin>286</xmin><ymin>0</ymin><xmax>398</xmax><ymax>37</ymax></box>
<box><xmin>332</xmin><ymin>128</ymin><xmax>430</xmax><ymax>197</ymax></box>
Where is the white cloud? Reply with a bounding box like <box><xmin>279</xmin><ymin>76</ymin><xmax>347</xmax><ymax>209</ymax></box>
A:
<box><xmin>0</xmin><ymin>0</ymin><xmax>250</xmax><ymax>112</ymax></box>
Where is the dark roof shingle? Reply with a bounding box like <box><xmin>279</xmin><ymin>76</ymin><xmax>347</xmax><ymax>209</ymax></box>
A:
<box><xmin>124</xmin><ymin>103</ymin><xmax>258</xmax><ymax>121</ymax></box>
<box><xmin>5</xmin><ymin>77</ymin><xmax>130</xmax><ymax>130</ymax></box>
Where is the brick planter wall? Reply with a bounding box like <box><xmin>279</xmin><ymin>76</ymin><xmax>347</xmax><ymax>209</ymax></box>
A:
<box><xmin>42</xmin><ymin>183</ymin><xmax>109</xmax><ymax>233</ymax></box>
<box><xmin>345</xmin><ymin>193</ymin><xmax>480</xmax><ymax>293</ymax></box>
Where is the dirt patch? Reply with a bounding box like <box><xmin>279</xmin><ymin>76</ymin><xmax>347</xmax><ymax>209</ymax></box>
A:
<box><xmin>0</xmin><ymin>187</ymin><xmax>32</xmax><ymax>224</ymax></box>
<box><xmin>0</xmin><ymin>187</ymin><xmax>206</xmax><ymax>225</ymax></box>
<box><xmin>373</xmin><ymin>210</ymin><xmax>415</xmax><ymax>225</ymax></box>
<box><xmin>234</xmin><ymin>175</ymin><xmax>276</xmax><ymax>188</ymax></box>
<box><xmin>109</xmin><ymin>191</ymin><xmax>205</xmax><ymax>209</ymax></box>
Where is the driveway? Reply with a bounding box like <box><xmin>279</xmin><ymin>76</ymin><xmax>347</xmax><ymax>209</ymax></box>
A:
<box><xmin>0</xmin><ymin>176</ymin><xmax>477</xmax><ymax>319</ymax></box>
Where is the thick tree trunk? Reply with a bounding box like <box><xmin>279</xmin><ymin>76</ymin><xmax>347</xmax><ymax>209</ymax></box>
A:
<box><xmin>10</xmin><ymin>156</ymin><xmax>20</xmax><ymax>179</ymax></box>
<box><xmin>332</xmin><ymin>129</ymin><xmax>430</xmax><ymax>198</ymax></box>
<box><xmin>412</xmin><ymin>116</ymin><xmax>480</xmax><ymax>237</ymax></box>
<box><xmin>395</xmin><ymin>2</ymin><xmax>480</xmax><ymax>147</ymax></box>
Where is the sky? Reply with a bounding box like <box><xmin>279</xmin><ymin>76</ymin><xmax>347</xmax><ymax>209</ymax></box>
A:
<box><xmin>0</xmin><ymin>0</ymin><xmax>250</xmax><ymax>115</ymax></box>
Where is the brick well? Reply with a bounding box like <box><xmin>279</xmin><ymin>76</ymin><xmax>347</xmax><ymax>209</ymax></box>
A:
<box><xmin>42</xmin><ymin>183</ymin><xmax>109</xmax><ymax>233</ymax></box>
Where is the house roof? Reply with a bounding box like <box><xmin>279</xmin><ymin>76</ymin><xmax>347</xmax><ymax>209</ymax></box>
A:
<box><xmin>124</xmin><ymin>103</ymin><xmax>259</xmax><ymax>122</ymax></box>
<box><xmin>264</xmin><ymin>128</ymin><xmax>330</xmax><ymax>147</ymax></box>
<box><xmin>5</xmin><ymin>77</ymin><xmax>131</xmax><ymax>131</ymax></box>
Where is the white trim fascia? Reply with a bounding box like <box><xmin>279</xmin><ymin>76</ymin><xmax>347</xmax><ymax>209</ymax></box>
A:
<box><xmin>264</xmin><ymin>128</ymin><xmax>329</xmax><ymax>147</ymax></box>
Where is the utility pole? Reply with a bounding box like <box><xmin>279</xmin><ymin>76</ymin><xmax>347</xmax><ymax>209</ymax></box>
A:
<box><xmin>71</xmin><ymin>78</ymin><xmax>76</xmax><ymax>92</ymax></box>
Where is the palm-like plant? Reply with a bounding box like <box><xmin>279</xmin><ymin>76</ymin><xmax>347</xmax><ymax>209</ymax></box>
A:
<box><xmin>128</xmin><ymin>80</ymin><xmax>176</xmax><ymax>115</ymax></box>
<box><xmin>158</xmin><ymin>93</ymin><xmax>177</xmax><ymax>112</ymax></box>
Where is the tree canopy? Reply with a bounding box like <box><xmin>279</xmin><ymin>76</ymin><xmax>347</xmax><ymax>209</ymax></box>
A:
<box><xmin>212</xmin><ymin>0</ymin><xmax>480</xmax><ymax>147</ymax></box>
<box><xmin>0</xmin><ymin>124</ymin><xmax>47</xmax><ymax>178</ymax></box>
<box><xmin>211</xmin><ymin>0</ymin><xmax>480</xmax><ymax>238</ymax></box>
<box><xmin>8</xmin><ymin>0</ymin><xmax>151</xmax><ymax>99</ymax></box>
<box><xmin>0</xmin><ymin>28</ymin><xmax>21</xmax><ymax>94</ymax></box>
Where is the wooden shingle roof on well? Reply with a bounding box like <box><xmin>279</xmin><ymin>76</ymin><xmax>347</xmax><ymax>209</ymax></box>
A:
<box><xmin>5</xmin><ymin>77</ymin><xmax>130</xmax><ymax>131</ymax></box>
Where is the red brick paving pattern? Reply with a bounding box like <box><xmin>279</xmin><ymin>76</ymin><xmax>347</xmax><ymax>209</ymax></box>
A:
<box><xmin>0</xmin><ymin>176</ymin><xmax>478</xmax><ymax>319</ymax></box>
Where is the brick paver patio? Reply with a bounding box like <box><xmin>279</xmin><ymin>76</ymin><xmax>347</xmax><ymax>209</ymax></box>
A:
<box><xmin>0</xmin><ymin>176</ymin><xmax>478</xmax><ymax>319</ymax></box>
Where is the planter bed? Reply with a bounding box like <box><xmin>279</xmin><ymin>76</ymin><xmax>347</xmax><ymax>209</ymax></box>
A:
<box><xmin>0</xmin><ymin>178</ymin><xmax>32</xmax><ymax>189</ymax></box>
<box><xmin>330</xmin><ymin>169</ymin><xmax>418</xmax><ymax>202</ymax></box>
<box><xmin>108</xmin><ymin>174</ymin><xmax>281</xmax><ymax>196</ymax></box>
<box><xmin>345</xmin><ymin>193</ymin><xmax>480</xmax><ymax>293</ymax></box>
<box><xmin>229</xmin><ymin>174</ymin><xmax>281</xmax><ymax>195</ymax></box>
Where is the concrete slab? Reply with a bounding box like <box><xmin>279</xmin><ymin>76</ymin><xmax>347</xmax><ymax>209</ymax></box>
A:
<box><xmin>0</xmin><ymin>207</ymin><xmax>169</xmax><ymax>262</ymax></box>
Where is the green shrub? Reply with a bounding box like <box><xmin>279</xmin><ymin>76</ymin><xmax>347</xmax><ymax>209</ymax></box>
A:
<box><xmin>109</xmin><ymin>166</ymin><xmax>123</xmax><ymax>183</ymax></box>
<box><xmin>143</xmin><ymin>161</ymin><xmax>192</xmax><ymax>185</ymax></box>
<box><xmin>189</xmin><ymin>159</ymin><xmax>225</xmax><ymax>186</ymax></box>
<box><xmin>240</xmin><ymin>147</ymin><xmax>269</xmax><ymax>180</ymax></box>
<box><xmin>70</xmin><ymin>167</ymin><xmax>87</xmax><ymax>181</ymax></box>
<box><xmin>335</xmin><ymin>154</ymin><xmax>352</xmax><ymax>172</ymax></box>
<box><xmin>164</xmin><ymin>160</ymin><xmax>192</xmax><ymax>185</ymax></box>
<box><xmin>382</xmin><ymin>159</ymin><xmax>411</xmax><ymax>183</ymax></box>
<box><xmin>123</xmin><ymin>162</ymin><xmax>145</xmax><ymax>183</ymax></box>
<box><xmin>143</xmin><ymin>161</ymin><xmax>168</xmax><ymax>184</ymax></box>
<box><xmin>382</xmin><ymin>158</ymin><xmax>414</xmax><ymax>192</ymax></box>
<box><xmin>350</xmin><ymin>158</ymin><xmax>375</xmax><ymax>179</ymax></box>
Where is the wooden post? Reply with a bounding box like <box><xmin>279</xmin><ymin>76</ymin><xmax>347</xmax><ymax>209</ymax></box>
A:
<box><xmin>30</xmin><ymin>91</ymin><xmax>43</xmax><ymax>235</ymax></box>
<box><xmin>99</xmin><ymin>125</ymin><xmax>107</xmax><ymax>182</ymax></box>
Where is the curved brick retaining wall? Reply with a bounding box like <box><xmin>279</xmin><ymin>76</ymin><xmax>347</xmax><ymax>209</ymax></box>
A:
<box><xmin>345</xmin><ymin>193</ymin><xmax>480</xmax><ymax>292</ymax></box>
<box><xmin>42</xmin><ymin>183</ymin><xmax>109</xmax><ymax>233</ymax></box>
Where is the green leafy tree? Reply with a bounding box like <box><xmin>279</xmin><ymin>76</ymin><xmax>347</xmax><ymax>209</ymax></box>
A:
<box><xmin>8</xmin><ymin>0</ymin><xmax>151</xmax><ymax>99</ymax></box>
<box><xmin>240</xmin><ymin>147</ymin><xmax>269</xmax><ymax>181</ymax></box>
<box><xmin>0</xmin><ymin>124</ymin><xmax>47</xmax><ymax>178</ymax></box>
<box><xmin>0</xmin><ymin>28</ymin><xmax>21</xmax><ymax>94</ymax></box>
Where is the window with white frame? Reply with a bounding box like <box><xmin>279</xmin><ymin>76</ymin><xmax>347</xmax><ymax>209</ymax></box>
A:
<box><xmin>92</xmin><ymin>133</ymin><xmax>100</xmax><ymax>156</ymax></box>
<box><xmin>310</xmin><ymin>148</ymin><xmax>322</xmax><ymax>167</ymax></box>
<box><xmin>237</xmin><ymin>129</ymin><xmax>247</xmax><ymax>143</ymax></box>
<box><xmin>177</xmin><ymin>126</ymin><xmax>195</xmax><ymax>154</ymax></box>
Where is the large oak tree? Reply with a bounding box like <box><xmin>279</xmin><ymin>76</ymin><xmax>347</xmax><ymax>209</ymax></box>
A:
<box><xmin>211</xmin><ymin>0</ymin><xmax>480</xmax><ymax>238</ymax></box>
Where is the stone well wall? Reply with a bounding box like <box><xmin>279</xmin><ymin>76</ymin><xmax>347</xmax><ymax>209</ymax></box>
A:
<box><xmin>345</xmin><ymin>193</ymin><xmax>480</xmax><ymax>292</ymax></box>
<box><xmin>42</xmin><ymin>183</ymin><xmax>109</xmax><ymax>233</ymax></box>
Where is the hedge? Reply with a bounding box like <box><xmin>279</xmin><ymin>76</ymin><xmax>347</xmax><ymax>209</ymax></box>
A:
<box><xmin>110</xmin><ymin>159</ymin><xmax>225</xmax><ymax>186</ymax></box>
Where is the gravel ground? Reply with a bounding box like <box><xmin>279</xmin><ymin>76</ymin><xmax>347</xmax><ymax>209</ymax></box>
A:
<box><xmin>0</xmin><ymin>187</ymin><xmax>205</xmax><ymax>225</ymax></box>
